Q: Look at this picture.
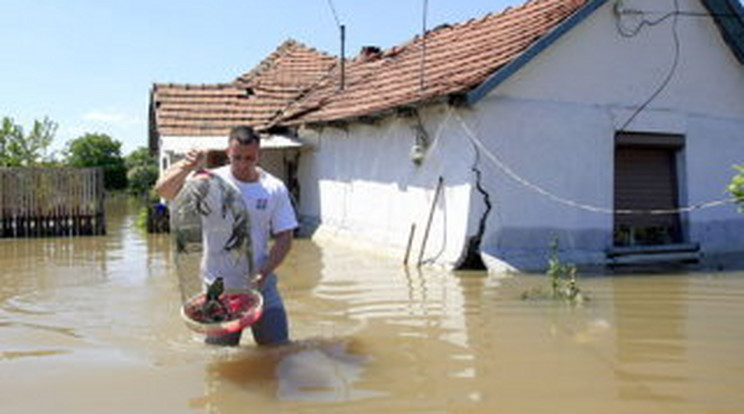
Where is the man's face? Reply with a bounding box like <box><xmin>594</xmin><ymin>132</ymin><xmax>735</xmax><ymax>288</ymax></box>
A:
<box><xmin>227</xmin><ymin>139</ymin><xmax>260</xmax><ymax>179</ymax></box>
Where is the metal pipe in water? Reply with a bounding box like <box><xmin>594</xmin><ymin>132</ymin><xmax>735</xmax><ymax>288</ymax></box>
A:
<box><xmin>418</xmin><ymin>176</ymin><xmax>443</xmax><ymax>267</ymax></box>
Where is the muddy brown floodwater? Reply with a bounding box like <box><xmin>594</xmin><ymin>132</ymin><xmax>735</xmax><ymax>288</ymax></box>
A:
<box><xmin>1</xmin><ymin>197</ymin><xmax>743</xmax><ymax>414</ymax></box>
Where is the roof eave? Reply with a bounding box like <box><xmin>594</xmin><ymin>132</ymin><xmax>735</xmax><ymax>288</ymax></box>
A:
<box><xmin>465</xmin><ymin>0</ymin><xmax>611</xmax><ymax>105</ymax></box>
<box><xmin>701</xmin><ymin>0</ymin><xmax>744</xmax><ymax>64</ymax></box>
<box><xmin>286</xmin><ymin>95</ymin><xmax>457</xmax><ymax>128</ymax></box>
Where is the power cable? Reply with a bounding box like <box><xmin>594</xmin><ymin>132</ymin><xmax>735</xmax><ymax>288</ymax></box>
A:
<box><xmin>614</xmin><ymin>1</ymin><xmax>743</xmax><ymax>131</ymax></box>
<box><xmin>615</xmin><ymin>2</ymin><xmax>742</xmax><ymax>38</ymax></box>
<box><xmin>325</xmin><ymin>0</ymin><xmax>342</xmax><ymax>28</ymax></box>
<box><xmin>616</xmin><ymin>9</ymin><xmax>676</xmax><ymax>38</ymax></box>
<box><xmin>323</xmin><ymin>0</ymin><xmax>346</xmax><ymax>90</ymax></box>
<box><xmin>617</xmin><ymin>0</ymin><xmax>681</xmax><ymax>132</ymax></box>
<box><xmin>453</xmin><ymin>110</ymin><xmax>734</xmax><ymax>216</ymax></box>
<box><xmin>420</xmin><ymin>0</ymin><xmax>429</xmax><ymax>91</ymax></box>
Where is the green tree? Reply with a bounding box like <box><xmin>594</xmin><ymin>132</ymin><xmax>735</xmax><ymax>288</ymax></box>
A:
<box><xmin>64</xmin><ymin>133</ymin><xmax>127</xmax><ymax>190</ymax></box>
<box><xmin>0</xmin><ymin>116</ymin><xmax>57</xmax><ymax>167</ymax></box>
<box><xmin>125</xmin><ymin>147</ymin><xmax>158</xmax><ymax>195</ymax></box>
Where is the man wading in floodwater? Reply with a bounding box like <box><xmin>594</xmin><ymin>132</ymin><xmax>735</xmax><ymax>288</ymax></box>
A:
<box><xmin>155</xmin><ymin>126</ymin><xmax>298</xmax><ymax>346</ymax></box>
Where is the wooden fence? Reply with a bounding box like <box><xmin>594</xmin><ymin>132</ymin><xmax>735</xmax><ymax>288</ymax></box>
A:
<box><xmin>0</xmin><ymin>168</ymin><xmax>105</xmax><ymax>238</ymax></box>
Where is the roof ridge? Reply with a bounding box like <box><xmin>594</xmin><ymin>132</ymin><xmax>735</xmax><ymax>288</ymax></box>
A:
<box><xmin>335</xmin><ymin>0</ymin><xmax>569</xmax><ymax>83</ymax></box>
<box><xmin>153</xmin><ymin>82</ymin><xmax>239</xmax><ymax>90</ymax></box>
<box><xmin>235</xmin><ymin>38</ymin><xmax>336</xmax><ymax>84</ymax></box>
<box><xmin>342</xmin><ymin>0</ymin><xmax>555</xmax><ymax>65</ymax></box>
<box><xmin>235</xmin><ymin>39</ymin><xmax>299</xmax><ymax>84</ymax></box>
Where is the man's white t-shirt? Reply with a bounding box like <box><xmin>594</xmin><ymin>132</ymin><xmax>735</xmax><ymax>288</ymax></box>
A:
<box><xmin>212</xmin><ymin>166</ymin><xmax>298</xmax><ymax>273</ymax></box>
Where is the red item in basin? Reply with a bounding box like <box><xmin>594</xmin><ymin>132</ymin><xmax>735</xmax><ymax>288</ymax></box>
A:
<box><xmin>181</xmin><ymin>289</ymin><xmax>263</xmax><ymax>335</ymax></box>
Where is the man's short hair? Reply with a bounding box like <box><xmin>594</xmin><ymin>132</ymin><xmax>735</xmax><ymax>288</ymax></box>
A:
<box><xmin>229</xmin><ymin>126</ymin><xmax>261</xmax><ymax>145</ymax></box>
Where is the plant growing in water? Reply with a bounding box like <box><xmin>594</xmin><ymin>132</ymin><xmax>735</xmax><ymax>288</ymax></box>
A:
<box><xmin>522</xmin><ymin>238</ymin><xmax>587</xmax><ymax>304</ymax></box>
<box><xmin>728</xmin><ymin>165</ymin><xmax>744</xmax><ymax>209</ymax></box>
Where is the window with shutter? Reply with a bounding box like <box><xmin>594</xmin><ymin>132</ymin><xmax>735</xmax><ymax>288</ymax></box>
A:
<box><xmin>613</xmin><ymin>133</ymin><xmax>684</xmax><ymax>247</ymax></box>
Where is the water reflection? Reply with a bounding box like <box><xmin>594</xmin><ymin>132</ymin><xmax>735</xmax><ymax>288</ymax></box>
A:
<box><xmin>194</xmin><ymin>338</ymin><xmax>379</xmax><ymax>413</ymax></box>
<box><xmin>279</xmin><ymin>238</ymin><xmax>494</xmax><ymax>411</ymax></box>
<box><xmin>613</xmin><ymin>275</ymin><xmax>688</xmax><ymax>403</ymax></box>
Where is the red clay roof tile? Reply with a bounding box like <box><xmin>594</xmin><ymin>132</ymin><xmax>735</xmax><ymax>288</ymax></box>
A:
<box><xmin>278</xmin><ymin>0</ymin><xmax>590</xmax><ymax>125</ymax></box>
<box><xmin>152</xmin><ymin>39</ymin><xmax>337</xmax><ymax>137</ymax></box>
<box><xmin>151</xmin><ymin>0</ymin><xmax>590</xmax><ymax>136</ymax></box>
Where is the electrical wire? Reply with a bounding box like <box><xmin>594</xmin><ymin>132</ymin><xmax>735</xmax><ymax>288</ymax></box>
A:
<box><xmin>616</xmin><ymin>10</ymin><xmax>676</xmax><ymax>38</ymax></box>
<box><xmin>615</xmin><ymin>4</ymin><xmax>742</xmax><ymax>38</ymax></box>
<box><xmin>323</xmin><ymin>0</ymin><xmax>345</xmax><ymax>90</ymax></box>
<box><xmin>325</xmin><ymin>0</ymin><xmax>342</xmax><ymax>28</ymax></box>
<box><xmin>617</xmin><ymin>0</ymin><xmax>681</xmax><ymax>132</ymax></box>
<box><xmin>412</xmin><ymin>108</ymin><xmax>430</xmax><ymax>147</ymax></box>
<box><xmin>420</xmin><ymin>0</ymin><xmax>429</xmax><ymax>91</ymax></box>
<box><xmin>453</xmin><ymin>110</ymin><xmax>734</xmax><ymax>216</ymax></box>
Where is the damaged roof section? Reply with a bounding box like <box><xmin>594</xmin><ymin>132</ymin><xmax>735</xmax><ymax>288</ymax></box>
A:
<box><xmin>150</xmin><ymin>0</ymin><xmax>743</xmax><ymax>136</ymax></box>
<box><xmin>277</xmin><ymin>0</ymin><xmax>744</xmax><ymax>126</ymax></box>
<box><xmin>277</xmin><ymin>0</ymin><xmax>592</xmax><ymax>125</ymax></box>
<box><xmin>150</xmin><ymin>39</ymin><xmax>337</xmax><ymax>138</ymax></box>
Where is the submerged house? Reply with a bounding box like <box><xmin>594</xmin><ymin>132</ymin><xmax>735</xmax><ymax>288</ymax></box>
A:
<box><xmin>151</xmin><ymin>0</ymin><xmax>744</xmax><ymax>272</ymax></box>
<box><xmin>277</xmin><ymin>0</ymin><xmax>744</xmax><ymax>271</ymax></box>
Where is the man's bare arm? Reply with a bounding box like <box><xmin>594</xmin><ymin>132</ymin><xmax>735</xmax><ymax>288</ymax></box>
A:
<box><xmin>254</xmin><ymin>230</ymin><xmax>293</xmax><ymax>287</ymax></box>
<box><xmin>153</xmin><ymin>149</ymin><xmax>205</xmax><ymax>200</ymax></box>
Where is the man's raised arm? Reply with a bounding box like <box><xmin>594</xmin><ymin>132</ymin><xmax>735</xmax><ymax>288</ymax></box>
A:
<box><xmin>153</xmin><ymin>149</ymin><xmax>205</xmax><ymax>200</ymax></box>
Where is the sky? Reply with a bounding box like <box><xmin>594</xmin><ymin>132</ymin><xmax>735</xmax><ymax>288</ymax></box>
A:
<box><xmin>0</xmin><ymin>0</ymin><xmax>515</xmax><ymax>157</ymax></box>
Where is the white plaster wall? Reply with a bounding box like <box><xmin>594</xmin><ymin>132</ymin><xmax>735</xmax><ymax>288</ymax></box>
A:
<box><xmin>499</xmin><ymin>0</ymin><xmax>744</xmax><ymax>117</ymax></box>
<box><xmin>472</xmin><ymin>0</ymin><xmax>744</xmax><ymax>270</ymax></box>
<box><xmin>458</xmin><ymin>99</ymin><xmax>616</xmax><ymax>271</ymax></box>
<box><xmin>296</xmin><ymin>105</ymin><xmax>479</xmax><ymax>268</ymax></box>
<box><xmin>685</xmin><ymin>115</ymin><xmax>744</xmax><ymax>256</ymax></box>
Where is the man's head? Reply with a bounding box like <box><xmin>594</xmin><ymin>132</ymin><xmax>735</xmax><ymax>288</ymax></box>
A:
<box><xmin>227</xmin><ymin>126</ymin><xmax>261</xmax><ymax>182</ymax></box>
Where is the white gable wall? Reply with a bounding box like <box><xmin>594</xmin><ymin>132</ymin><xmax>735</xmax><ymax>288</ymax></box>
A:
<box><xmin>498</xmin><ymin>0</ymin><xmax>744</xmax><ymax>115</ymax></box>
<box><xmin>470</xmin><ymin>0</ymin><xmax>744</xmax><ymax>270</ymax></box>
<box><xmin>296</xmin><ymin>105</ymin><xmax>480</xmax><ymax>267</ymax></box>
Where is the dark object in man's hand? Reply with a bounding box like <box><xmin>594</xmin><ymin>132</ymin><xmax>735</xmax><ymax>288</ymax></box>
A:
<box><xmin>202</xmin><ymin>277</ymin><xmax>229</xmax><ymax>322</ymax></box>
